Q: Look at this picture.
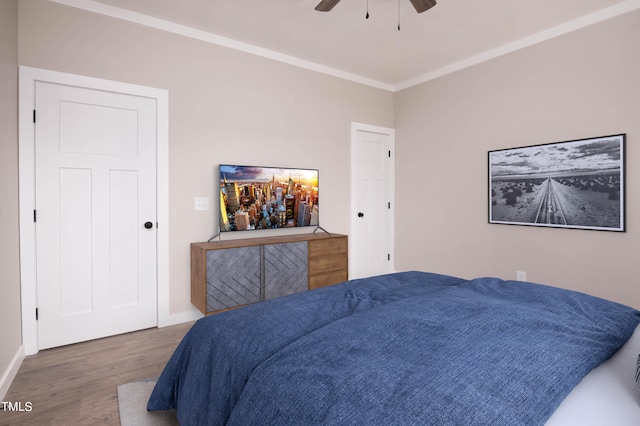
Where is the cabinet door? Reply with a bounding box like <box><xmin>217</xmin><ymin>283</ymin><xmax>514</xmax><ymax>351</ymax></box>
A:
<box><xmin>206</xmin><ymin>246</ymin><xmax>261</xmax><ymax>312</ymax></box>
<box><xmin>263</xmin><ymin>242</ymin><xmax>308</xmax><ymax>300</ymax></box>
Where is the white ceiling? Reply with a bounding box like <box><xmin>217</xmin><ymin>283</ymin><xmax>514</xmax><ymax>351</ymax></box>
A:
<box><xmin>65</xmin><ymin>0</ymin><xmax>638</xmax><ymax>91</ymax></box>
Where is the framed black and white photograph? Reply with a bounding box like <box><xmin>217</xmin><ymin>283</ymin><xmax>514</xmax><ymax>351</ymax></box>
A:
<box><xmin>489</xmin><ymin>134</ymin><xmax>625</xmax><ymax>232</ymax></box>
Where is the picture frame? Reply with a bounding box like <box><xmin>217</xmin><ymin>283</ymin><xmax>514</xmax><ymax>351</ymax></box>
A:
<box><xmin>488</xmin><ymin>134</ymin><xmax>625</xmax><ymax>232</ymax></box>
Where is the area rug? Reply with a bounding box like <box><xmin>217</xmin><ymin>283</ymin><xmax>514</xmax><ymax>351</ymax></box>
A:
<box><xmin>117</xmin><ymin>377</ymin><xmax>178</xmax><ymax>426</ymax></box>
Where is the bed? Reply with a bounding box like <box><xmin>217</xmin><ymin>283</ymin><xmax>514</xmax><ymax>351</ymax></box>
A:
<box><xmin>148</xmin><ymin>271</ymin><xmax>640</xmax><ymax>425</ymax></box>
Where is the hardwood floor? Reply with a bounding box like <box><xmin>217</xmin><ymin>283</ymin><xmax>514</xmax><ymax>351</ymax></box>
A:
<box><xmin>1</xmin><ymin>321</ymin><xmax>194</xmax><ymax>426</ymax></box>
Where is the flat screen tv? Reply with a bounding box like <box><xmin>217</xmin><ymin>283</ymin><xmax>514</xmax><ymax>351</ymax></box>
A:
<box><xmin>218</xmin><ymin>164</ymin><xmax>319</xmax><ymax>233</ymax></box>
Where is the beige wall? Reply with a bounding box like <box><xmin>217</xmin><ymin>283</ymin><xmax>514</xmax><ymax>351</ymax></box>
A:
<box><xmin>395</xmin><ymin>10</ymin><xmax>640</xmax><ymax>307</ymax></box>
<box><xmin>0</xmin><ymin>0</ymin><xmax>22</xmax><ymax>397</ymax></box>
<box><xmin>8</xmin><ymin>2</ymin><xmax>640</xmax><ymax>370</ymax></box>
<box><xmin>17</xmin><ymin>0</ymin><xmax>395</xmax><ymax>318</ymax></box>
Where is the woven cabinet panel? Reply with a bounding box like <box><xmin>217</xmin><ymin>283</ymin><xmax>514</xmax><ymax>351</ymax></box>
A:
<box><xmin>206</xmin><ymin>246</ymin><xmax>261</xmax><ymax>312</ymax></box>
<box><xmin>264</xmin><ymin>242</ymin><xmax>308</xmax><ymax>300</ymax></box>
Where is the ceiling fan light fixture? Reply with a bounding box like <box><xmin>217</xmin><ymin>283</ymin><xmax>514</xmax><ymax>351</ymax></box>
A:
<box><xmin>315</xmin><ymin>0</ymin><xmax>437</xmax><ymax>14</ymax></box>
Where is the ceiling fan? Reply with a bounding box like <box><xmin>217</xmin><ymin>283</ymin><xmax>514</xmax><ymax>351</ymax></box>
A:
<box><xmin>315</xmin><ymin>0</ymin><xmax>437</xmax><ymax>14</ymax></box>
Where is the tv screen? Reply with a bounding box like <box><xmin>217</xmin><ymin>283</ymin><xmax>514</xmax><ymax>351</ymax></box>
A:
<box><xmin>219</xmin><ymin>164</ymin><xmax>319</xmax><ymax>232</ymax></box>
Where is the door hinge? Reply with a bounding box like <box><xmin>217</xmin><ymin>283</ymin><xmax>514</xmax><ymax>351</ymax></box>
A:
<box><xmin>35</xmin><ymin>308</ymin><xmax>39</xmax><ymax>321</ymax></box>
<box><xmin>388</xmin><ymin>202</ymin><xmax>391</xmax><ymax>209</ymax></box>
<box><xmin>33</xmin><ymin>210</ymin><xmax>37</xmax><ymax>222</ymax></box>
<box><xmin>388</xmin><ymin>150</ymin><xmax>391</xmax><ymax>158</ymax></box>
<box><xmin>33</xmin><ymin>110</ymin><xmax>36</xmax><ymax>123</ymax></box>
<box><xmin>388</xmin><ymin>253</ymin><xmax>391</xmax><ymax>261</ymax></box>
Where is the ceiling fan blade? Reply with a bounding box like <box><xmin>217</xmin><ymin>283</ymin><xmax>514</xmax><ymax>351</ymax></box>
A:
<box><xmin>409</xmin><ymin>0</ymin><xmax>437</xmax><ymax>13</ymax></box>
<box><xmin>315</xmin><ymin>0</ymin><xmax>341</xmax><ymax>12</ymax></box>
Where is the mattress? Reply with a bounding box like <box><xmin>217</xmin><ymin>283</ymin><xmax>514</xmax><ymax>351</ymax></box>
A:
<box><xmin>546</xmin><ymin>324</ymin><xmax>640</xmax><ymax>425</ymax></box>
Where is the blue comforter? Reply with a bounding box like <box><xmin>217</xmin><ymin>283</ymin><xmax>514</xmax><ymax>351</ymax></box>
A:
<box><xmin>148</xmin><ymin>271</ymin><xmax>640</xmax><ymax>425</ymax></box>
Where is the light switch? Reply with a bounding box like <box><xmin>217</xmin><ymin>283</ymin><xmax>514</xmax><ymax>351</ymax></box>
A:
<box><xmin>195</xmin><ymin>197</ymin><xmax>209</xmax><ymax>211</ymax></box>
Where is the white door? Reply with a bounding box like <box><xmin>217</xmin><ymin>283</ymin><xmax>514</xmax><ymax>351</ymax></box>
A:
<box><xmin>35</xmin><ymin>81</ymin><xmax>158</xmax><ymax>349</ymax></box>
<box><xmin>351</xmin><ymin>124</ymin><xmax>394</xmax><ymax>279</ymax></box>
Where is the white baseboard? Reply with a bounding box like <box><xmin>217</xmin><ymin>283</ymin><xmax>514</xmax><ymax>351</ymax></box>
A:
<box><xmin>159</xmin><ymin>308</ymin><xmax>202</xmax><ymax>328</ymax></box>
<box><xmin>0</xmin><ymin>345</ymin><xmax>25</xmax><ymax>401</ymax></box>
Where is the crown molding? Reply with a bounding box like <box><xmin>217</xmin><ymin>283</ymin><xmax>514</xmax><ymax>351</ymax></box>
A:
<box><xmin>49</xmin><ymin>0</ymin><xmax>640</xmax><ymax>93</ymax></box>
<box><xmin>47</xmin><ymin>0</ymin><xmax>395</xmax><ymax>91</ymax></box>
<box><xmin>394</xmin><ymin>0</ymin><xmax>640</xmax><ymax>91</ymax></box>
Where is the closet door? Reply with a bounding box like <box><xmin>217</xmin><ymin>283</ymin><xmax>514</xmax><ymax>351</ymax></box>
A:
<box><xmin>263</xmin><ymin>242</ymin><xmax>308</xmax><ymax>300</ymax></box>
<box><xmin>35</xmin><ymin>80</ymin><xmax>158</xmax><ymax>350</ymax></box>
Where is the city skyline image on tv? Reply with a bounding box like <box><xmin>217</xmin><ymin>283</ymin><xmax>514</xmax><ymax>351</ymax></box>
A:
<box><xmin>219</xmin><ymin>164</ymin><xmax>319</xmax><ymax>232</ymax></box>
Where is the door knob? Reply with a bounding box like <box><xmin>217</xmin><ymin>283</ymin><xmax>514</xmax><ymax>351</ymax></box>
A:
<box><xmin>357</xmin><ymin>212</ymin><xmax>364</xmax><ymax>218</ymax></box>
<box><xmin>144</xmin><ymin>221</ymin><xmax>154</xmax><ymax>229</ymax></box>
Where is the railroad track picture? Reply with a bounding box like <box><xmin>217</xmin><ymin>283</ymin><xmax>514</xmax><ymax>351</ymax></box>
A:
<box><xmin>488</xmin><ymin>134</ymin><xmax>625</xmax><ymax>232</ymax></box>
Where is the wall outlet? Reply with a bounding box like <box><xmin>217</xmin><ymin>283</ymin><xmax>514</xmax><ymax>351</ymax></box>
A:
<box><xmin>516</xmin><ymin>271</ymin><xmax>527</xmax><ymax>281</ymax></box>
<box><xmin>195</xmin><ymin>197</ymin><xmax>209</xmax><ymax>211</ymax></box>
